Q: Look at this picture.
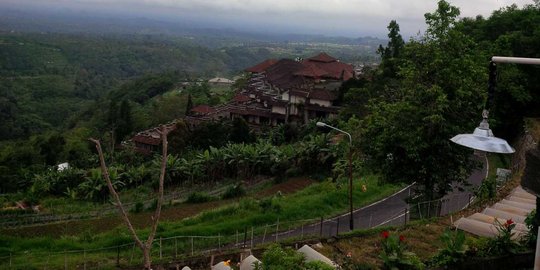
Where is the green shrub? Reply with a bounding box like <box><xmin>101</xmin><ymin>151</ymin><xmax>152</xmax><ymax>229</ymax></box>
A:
<box><xmin>474</xmin><ymin>176</ymin><xmax>496</xmax><ymax>200</ymax></box>
<box><xmin>257</xmin><ymin>244</ymin><xmax>305</xmax><ymax>270</ymax></box>
<box><xmin>430</xmin><ymin>229</ymin><xmax>468</xmax><ymax>267</ymax></box>
<box><xmin>304</xmin><ymin>260</ymin><xmax>335</xmax><ymax>270</ymax></box>
<box><xmin>524</xmin><ymin>209</ymin><xmax>537</xmax><ymax>247</ymax></box>
<box><xmin>221</xmin><ymin>183</ymin><xmax>246</xmax><ymax>199</ymax></box>
<box><xmin>146</xmin><ymin>198</ymin><xmax>158</xmax><ymax>211</ymax></box>
<box><xmin>186</xmin><ymin>192</ymin><xmax>214</xmax><ymax>203</ymax></box>
<box><xmin>379</xmin><ymin>231</ymin><xmax>424</xmax><ymax>270</ymax></box>
<box><xmin>131</xmin><ymin>201</ymin><xmax>144</xmax><ymax>213</ymax></box>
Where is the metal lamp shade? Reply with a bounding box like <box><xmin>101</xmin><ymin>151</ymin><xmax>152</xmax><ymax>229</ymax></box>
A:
<box><xmin>450</xmin><ymin>126</ymin><xmax>515</xmax><ymax>154</ymax></box>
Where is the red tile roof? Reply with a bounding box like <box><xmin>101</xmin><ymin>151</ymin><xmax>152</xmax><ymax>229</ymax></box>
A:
<box><xmin>294</xmin><ymin>62</ymin><xmax>329</xmax><ymax>78</ymax></box>
<box><xmin>191</xmin><ymin>105</ymin><xmax>216</xmax><ymax>114</ymax></box>
<box><xmin>133</xmin><ymin>134</ymin><xmax>162</xmax><ymax>146</ymax></box>
<box><xmin>307</xmin><ymin>52</ymin><xmax>337</xmax><ymax>63</ymax></box>
<box><xmin>245</xmin><ymin>59</ymin><xmax>278</xmax><ymax>73</ymax></box>
<box><xmin>233</xmin><ymin>94</ymin><xmax>251</xmax><ymax>103</ymax></box>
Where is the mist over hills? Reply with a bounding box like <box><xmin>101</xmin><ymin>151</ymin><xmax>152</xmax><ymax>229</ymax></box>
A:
<box><xmin>0</xmin><ymin>6</ymin><xmax>386</xmax><ymax>48</ymax></box>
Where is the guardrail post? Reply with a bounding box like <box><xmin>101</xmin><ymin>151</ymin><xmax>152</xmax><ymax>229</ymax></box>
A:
<box><xmin>116</xmin><ymin>246</ymin><xmax>120</xmax><ymax>266</ymax></box>
<box><xmin>83</xmin><ymin>249</ymin><xmax>87</xmax><ymax>270</ymax></box>
<box><xmin>319</xmin><ymin>216</ymin><xmax>323</xmax><ymax>238</ymax></box>
<box><xmin>262</xmin><ymin>224</ymin><xmax>267</xmax><ymax>243</ymax></box>
<box><xmin>336</xmin><ymin>218</ymin><xmax>340</xmax><ymax>236</ymax></box>
<box><xmin>243</xmin><ymin>227</ymin><xmax>248</xmax><ymax>248</ymax></box>
<box><xmin>251</xmin><ymin>227</ymin><xmax>254</xmax><ymax>249</ymax></box>
<box><xmin>159</xmin><ymin>237</ymin><xmax>162</xmax><ymax>260</ymax></box>
<box><xmin>174</xmin><ymin>238</ymin><xmax>178</xmax><ymax>258</ymax></box>
<box><xmin>275</xmin><ymin>218</ymin><xmax>279</xmax><ymax>242</ymax></box>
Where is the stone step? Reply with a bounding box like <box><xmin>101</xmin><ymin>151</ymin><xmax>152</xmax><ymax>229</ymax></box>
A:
<box><xmin>483</xmin><ymin>208</ymin><xmax>526</xmax><ymax>224</ymax></box>
<box><xmin>454</xmin><ymin>217</ymin><xmax>524</xmax><ymax>240</ymax></box>
<box><xmin>500</xmin><ymin>199</ymin><xmax>536</xmax><ymax>211</ymax></box>
<box><xmin>493</xmin><ymin>203</ymin><xmax>532</xmax><ymax>217</ymax></box>
<box><xmin>511</xmin><ymin>191</ymin><xmax>536</xmax><ymax>201</ymax></box>
<box><xmin>468</xmin><ymin>213</ymin><xmax>527</xmax><ymax>232</ymax></box>
<box><xmin>506</xmin><ymin>195</ymin><xmax>536</xmax><ymax>205</ymax></box>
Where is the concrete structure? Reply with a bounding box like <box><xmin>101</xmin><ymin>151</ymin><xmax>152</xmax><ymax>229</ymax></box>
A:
<box><xmin>454</xmin><ymin>186</ymin><xmax>535</xmax><ymax>240</ymax></box>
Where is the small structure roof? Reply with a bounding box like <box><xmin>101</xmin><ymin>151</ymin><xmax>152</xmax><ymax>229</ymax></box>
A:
<box><xmin>297</xmin><ymin>245</ymin><xmax>335</xmax><ymax>267</ymax></box>
<box><xmin>233</xmin><ymin>94</ymin><xmax>252</xmax><ymax>103</ymax></box>
<box><xmin>240</xmin><ymin>255</ymin><xmax>261</xmax><ymax>270</ymax></box>
<box><xmin>191</xmin><ymin>105</ymin><xmax>216</xmax><ymax>115</ymax></box>
<box><xmin>208</xmin><ymin>77</ymin><xmax>234</xmax><ymax>84</ymax></box>
<box><xmin>212</xmin><ymin>261</ymin><xmax>232</xmax><ymax>270</ymax></box>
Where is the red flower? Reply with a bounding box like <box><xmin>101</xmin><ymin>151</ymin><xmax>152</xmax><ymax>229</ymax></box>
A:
<box><xmin>381</xmin><ymin>231</ymin><xmax>390</xmax><ymax>239</ymax></box>
<box><xmin>399</xmin><ymin>235</ymin><xmax>405</xmax><ymax>242</ymax></box>
<box><xmin>506</xmin><ymin>219</ymin><xmax>514</xmax><ymax>226</ymax></box>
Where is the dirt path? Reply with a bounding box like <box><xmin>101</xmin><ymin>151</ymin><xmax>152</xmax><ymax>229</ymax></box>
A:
<box><xmin>2</xmin><ymin>177</ymin><xmax>313</xmax><ymax>237</ymax></box>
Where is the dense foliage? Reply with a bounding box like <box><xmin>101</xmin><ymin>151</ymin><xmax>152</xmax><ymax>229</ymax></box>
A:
<box><xmin>341</xmin><ymin>1</ymin><xmax>540</xmax><ymax>199</ymax></box>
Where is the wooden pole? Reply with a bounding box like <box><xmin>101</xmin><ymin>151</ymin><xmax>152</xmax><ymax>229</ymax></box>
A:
<box><xmin>83</xmin><ymin>249</ymin><xmax>86</xmax><ymax>270</ymax></box>
<box><xmin>191</xmin><ymin>237</ymin><xmax>194</xmax><ymax>256</ymax></box>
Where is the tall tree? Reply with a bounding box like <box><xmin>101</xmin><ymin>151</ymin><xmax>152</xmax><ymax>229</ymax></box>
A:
<box><xmin>362</xmin><ymin>0</ymin><xmax>484</xmax><ymax>199</ymax></box>
<box><xmin>116</xmin><ymin>99</ymin><xmax>133</xmax><ymax>143</ymax></box>
<box><xmin>185</xmin><ymin>94</ymin><xmax>194</xmax><ymax>116</ymax></box>
<box><xmin>90</xmin><ymin>125</ymin><xmax>171</xmax><ymax>270</ymax></box>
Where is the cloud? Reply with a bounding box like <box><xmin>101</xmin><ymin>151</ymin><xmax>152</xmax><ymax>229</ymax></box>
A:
<box><xmin>1</xmin><ymin>0</ymin><xmax>534</xmax><ymax>37</ymax></box>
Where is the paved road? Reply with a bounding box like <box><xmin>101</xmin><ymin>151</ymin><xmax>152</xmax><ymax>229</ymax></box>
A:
<box><xmin>227</xmin><ymin>153</ymin><xmax>487</xmax><ymax>249</ymax></box>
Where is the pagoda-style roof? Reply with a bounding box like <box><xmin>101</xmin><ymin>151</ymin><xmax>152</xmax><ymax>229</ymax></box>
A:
<box><xmin>245</xmin><ymin>59</ymin><xmax>278</xmax><ymax>73</ymax></box>
<box><xmin>307</xmin><ymin>52</ymin><xmax>337</xmax><ymax>63</ymax></box>
<box><xmin>294</xmin><ymin>62</ymin><xmax>329</xmax><ymax>78</ymax></box>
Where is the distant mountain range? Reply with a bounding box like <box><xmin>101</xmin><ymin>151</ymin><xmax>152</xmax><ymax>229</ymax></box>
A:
<box><xmin>0</xmin><ymin>7</ymin><xmax>386</xmax><ymax>48</ymax></box>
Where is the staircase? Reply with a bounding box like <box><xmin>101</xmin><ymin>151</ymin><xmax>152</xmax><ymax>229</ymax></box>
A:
<box><xmin>454</xmin><ymin>186</ymin><xmax>536</xmax><ymax>240</ymax></box>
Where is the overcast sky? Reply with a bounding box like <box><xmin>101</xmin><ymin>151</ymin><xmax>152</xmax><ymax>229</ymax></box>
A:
<box><xmin>1</xmin><ymin>0</ymin><xmax>534</xmax><ymax>38</ymax></box>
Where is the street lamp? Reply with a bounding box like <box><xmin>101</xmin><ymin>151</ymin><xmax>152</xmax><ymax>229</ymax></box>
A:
<box><xmin>316</xmin><ymin>121</ymin><xmax>354</xmax><ymax>231</ymax></box>
<box><xmin>450</xmin><ymin>56</ymin><xmax>540</xmax><ymax>269</ymax></box>
<box><xmin>451</xmin><ymin>56</ymin><xmax>540</xmax><ymax>154</ymax></box>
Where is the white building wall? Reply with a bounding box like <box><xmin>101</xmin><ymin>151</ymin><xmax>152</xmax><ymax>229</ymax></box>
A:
<box><xmin>272</xmin><ymin>106</ymin><xmax>286</xmax><ymax>115</ymax></box>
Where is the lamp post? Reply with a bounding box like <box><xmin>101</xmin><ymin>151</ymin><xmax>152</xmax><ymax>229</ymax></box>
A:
<box><xmin>316</xmin><ymin>121</ymin><xmax>354</xmax><ymax>231</ymax></box>
<box><xmin>450</xmin><ymin>56</ymin><xmax>540</xmax><ymax>269</ymax></box>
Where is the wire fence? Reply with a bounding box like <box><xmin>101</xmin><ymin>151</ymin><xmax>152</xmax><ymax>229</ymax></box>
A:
<box><xmin>1</xmin><ymin>184</ymin><xmax>477</xmax><ymax>269</ymax></box>
<box><xmin>0</xmin><ymin>183</ymin><xmax>226</xmax><ymax>228</ymax></box>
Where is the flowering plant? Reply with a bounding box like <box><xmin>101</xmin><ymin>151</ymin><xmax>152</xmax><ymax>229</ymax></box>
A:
<box><xmin>489</xmin><ymin>218</ymin><xmax>520</xmax><ymax>255</ymax></box>
<box><xmin>379</xmin><ymin>231</ymin><xmax>424</xmax><ymax>270</ymax></box>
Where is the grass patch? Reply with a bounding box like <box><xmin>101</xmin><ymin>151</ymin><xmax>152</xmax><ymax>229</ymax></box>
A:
<box><xmin>0</xmin><ymin>175</ymin><xmax>402</xmax><ymax>268</ymax></box>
